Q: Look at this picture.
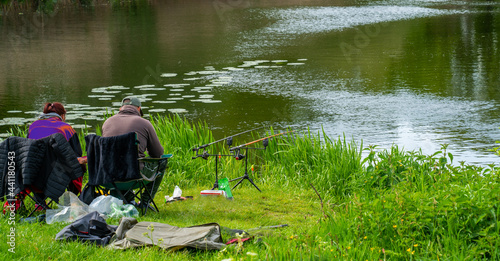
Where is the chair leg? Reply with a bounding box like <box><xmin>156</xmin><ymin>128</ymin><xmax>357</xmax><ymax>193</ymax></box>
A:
<box><xmin>140</xmin><ymin>184</ymin><xmax>159</xmax><ymax>215</ymax></box>
<box><xmin>24</xmin><ymin>193</ymin><xmax>51</xmax><ymax>217</ymax></box>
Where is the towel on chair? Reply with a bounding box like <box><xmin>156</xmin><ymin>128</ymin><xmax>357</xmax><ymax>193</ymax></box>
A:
<box><xmin>85</xmin><ymin>132</ymin><xmax>140</xmax><ymax>186</ymax></box>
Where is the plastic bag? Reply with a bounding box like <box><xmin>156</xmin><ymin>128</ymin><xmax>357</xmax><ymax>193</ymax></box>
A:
<box><xmin>89</xmin><ymin>195</ymin><xmax>123</xmax><ymax>215</ymax></box>
<box><xmin>108</xmin><ymin>203</ymin><xmax>139</xmax><ymax>219</ymax></box>
<box><xmin>46</xmin><ymin>192</ymin><xmax>90</xmax><ymax>224</ymax></box>
<box><xmin>173</xmin><ymin>185</ymin><xmax>182</xmax><ymax>198</ymax></box>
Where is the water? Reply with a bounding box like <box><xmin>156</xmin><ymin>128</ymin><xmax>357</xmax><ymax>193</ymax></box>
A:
<box><xmin>1</xmin><ymin>0</ymin><xmax>499</xmax><ymax>165</ymax></box>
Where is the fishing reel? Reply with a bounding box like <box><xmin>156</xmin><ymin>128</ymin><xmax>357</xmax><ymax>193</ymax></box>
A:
<box><xmin>192</xmin><ymin>150</ymin><xmax>210</xmax><ymax>160</ymax></box>
<box><xmin>233</xmin><ymin>148</ymin><xmax>245</xmax><ymax>160</ymax></box>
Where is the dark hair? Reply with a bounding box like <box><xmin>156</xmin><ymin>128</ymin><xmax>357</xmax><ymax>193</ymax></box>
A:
<box><xmin>43</xmin><ymin>102</ymin><xmax>66</xmax><ymax>116</ymax></box>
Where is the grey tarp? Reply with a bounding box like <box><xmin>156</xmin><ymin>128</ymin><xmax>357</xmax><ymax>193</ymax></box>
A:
<box><xmin>110</xmin><ymin>217</ymin><xmax>226</xmax><ymax>251</ymax></box>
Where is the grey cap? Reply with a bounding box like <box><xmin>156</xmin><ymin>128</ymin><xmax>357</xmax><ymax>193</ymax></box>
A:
<box><xmin>121</xmin><ymin>96</ymin><xmax>143</xmax><ymax>116</ymax></box>
<box><xmin>122</xmin><ymin>96</ymin><xmax>141</xmax><ymax>107</ymax></box>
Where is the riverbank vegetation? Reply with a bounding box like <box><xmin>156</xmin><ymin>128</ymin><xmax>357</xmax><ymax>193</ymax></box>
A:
<box><xmin>0</xmin><ymin>0</ymin><xmax>149</xmax><ymax>16</ymax></box>
<box><xmin>1</xmin><ymin>115</ymin><xmax>499</xmax><ymax>260</ymax></box>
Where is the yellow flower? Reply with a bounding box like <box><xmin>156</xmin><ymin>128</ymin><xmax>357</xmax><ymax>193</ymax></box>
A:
<box><xmin>364</xmin><ymin>236</ymin><xmax>367</xmax><ymax>239</ymax></box>
<box><xmin>412</xmin><ymin>251</ymin><xmax>415</xmax><ymax>255</ymax></box>
<box><xmin>414</xmin><ymin>244</ymin><xmax>419</xmax><ymax>247</ymax></box>
<box><xmin>393</xmin><ymin>225</ymin><xmax>397</xmax><ymax>228</ymax></box>
<box><xmin>370</xmin><ymin>247</ymin><xmax>375</xmax><ymax>251</ymax></box>
<box><xmin>347</xmin><ymin>246</ymin><xmax>351</xmax><ymax>250</ymax></box>
<box><xmin>407</xmin><ymin>248</ymin><xmax>411</xmax><ymax>252</ymax></box>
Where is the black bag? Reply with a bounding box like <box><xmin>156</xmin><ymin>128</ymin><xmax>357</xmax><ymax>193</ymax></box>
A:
<box><xmin>56</xmin><ymin>211</ymin><xmax>117</xmax><ymax>246</ymax></box>
<box><xmin>79</xmin><ymin>184</ymin><xmax>98</xmax><ymax>205</ymax></box>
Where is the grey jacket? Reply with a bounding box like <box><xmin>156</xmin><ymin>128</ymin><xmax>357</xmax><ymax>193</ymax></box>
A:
<box><xmin>101</xmin><ymin>105</ymin><xmax>164</xmax><ymax>159</ymax></box>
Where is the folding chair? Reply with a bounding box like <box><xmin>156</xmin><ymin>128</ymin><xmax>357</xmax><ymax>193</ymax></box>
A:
<box><xmin>85</xmin><ymin>132</ymin><xmax>172</xmax><ymax>215</ymax></box>
<box><xmin>0</xmin><ymin>133</ymin><xmax>84</xmax><ymax>217</ymax></box>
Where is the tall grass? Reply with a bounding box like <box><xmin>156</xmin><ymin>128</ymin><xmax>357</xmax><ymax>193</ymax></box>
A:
<box><xmin>258</xmin><ymin>127</ymin><xmax>363</xmax><ymax>198</ymax></box>
<box><xmin>1</xmin><ymin>115</ymin><xmax>500</xmax><ymax>260</ymax></box>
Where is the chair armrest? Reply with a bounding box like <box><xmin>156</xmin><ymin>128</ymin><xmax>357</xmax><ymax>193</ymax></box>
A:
<box><xmin>138</xmin><ymin>154</ymin><xmax>173</xmax><ymax>162</ymax></box>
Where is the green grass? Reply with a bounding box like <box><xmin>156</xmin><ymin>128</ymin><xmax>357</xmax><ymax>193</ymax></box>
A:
<box><xmin>1</xmin><ymin>115</ymin><xmax>500</xmax><ymax>260</ymax></box>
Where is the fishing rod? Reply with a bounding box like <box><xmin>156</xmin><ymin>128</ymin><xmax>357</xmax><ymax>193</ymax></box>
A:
<box><xmin>192</xmin><ymin>125</ymin><xmax>265</xmax><ymax>158</ymax></box>
<box><xmin>191</xmin><ymin>125</ymin><xmax>265</xmax><ymax>190</ymax></box>
<box><xmin>229</xmin><ymin>130</ymin><xmax>295</xmax><ymax>151</ymax></box>
<box><xmin>229</xmin><ymin>130</ymin><xmax>295</xmax><ymax>192</ymax></box>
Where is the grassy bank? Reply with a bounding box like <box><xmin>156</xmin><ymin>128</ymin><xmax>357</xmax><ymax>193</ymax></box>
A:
<box><xmin>1</xmin><ymin>115</ymin><xmax>500</xmax><ymax>260</ymax></box>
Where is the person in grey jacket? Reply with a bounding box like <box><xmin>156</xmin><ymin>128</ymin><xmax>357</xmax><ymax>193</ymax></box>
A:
<box><xmin>101</xmin><ymin>96</ymin><xmax>165</xmax><ymax>209</ymax></box>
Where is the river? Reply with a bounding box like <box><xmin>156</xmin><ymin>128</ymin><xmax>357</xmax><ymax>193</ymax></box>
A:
<box><xmin>1</xmin><ymin>0</ymin><xmax>499</xmax><ymax>165</ymax></box>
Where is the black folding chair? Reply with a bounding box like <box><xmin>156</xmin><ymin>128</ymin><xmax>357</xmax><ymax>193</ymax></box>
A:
<box><xmin>85</xmin><ymin>132</ymin><xmax>171</xmax><ymax>215</ymax></box>
<box><xmin>0</xmin><ymin>133</ymin><xmax>84</xmax><ymax>217</ymax></box>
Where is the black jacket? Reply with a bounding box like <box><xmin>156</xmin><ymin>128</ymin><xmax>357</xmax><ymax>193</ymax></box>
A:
<box><xmin>0</xmin><ymin>133</ymin><xmax>84</xmax><ymax>202</ymax></box>
<box><xmin>85</xmin><ymin>132</ymin><xmax>140</xmax><ymax>186</ymax></box>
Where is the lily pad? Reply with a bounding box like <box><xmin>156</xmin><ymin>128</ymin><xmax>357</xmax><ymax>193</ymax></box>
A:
<box><xmin>168</xmin><ymin>108</ymin><xmax>188</xmax><ymax>113</ymax></box>
<box><xmin>149</xmin><ymin>109</ymin><xmax>167</xmax><ymax>113</ymax></box>
<box><xmin>152</xmin><ymin>100</ymin><xmax>177</xmax><ymax>104</ymax></box>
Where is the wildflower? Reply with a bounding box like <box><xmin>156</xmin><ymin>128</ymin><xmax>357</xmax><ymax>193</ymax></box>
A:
<box><xmin>290</xmin><ymin>235</ymin><xmax>295</xmax><ymax>239</ymax></box>
<box><xmin>370</xmin><ymin>247</ymin><xmax>375</xmax><ymax>251</ymax></box>
<box><xmin>407</xmin><ymin>248</ymin><xmax>411</xmax><ymax>252</ymax></box>
<box><xmin>247</xmin><ymin>252</ymin><xmax>258</xmax><ymax>256</ymax></box>
<box><xmin>414</xmin><ymin>244</ymin><xmax>419</xmax><ymax>247</ymax></box>
<box><xmin>382</xmin><ymin>248</ymin><xmax>385</xmax><ymax>254</ymax></box>
<box><xmin>412</xmin><ymin>251</ymin><xmax>415</xmax><ymax>255</ymax></box>
<box><xmin>393</xmin><ymin>225</ymin><xmax>397</xmax><ymax>228</ymax></box>
<box><xmin>347</xmin><ymin>246</ymin><xmax>351</xmax><ymax>250</ymax></box>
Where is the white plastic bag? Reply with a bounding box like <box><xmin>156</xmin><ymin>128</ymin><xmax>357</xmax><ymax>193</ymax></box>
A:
<box><xmin>89</xmin><ymin>195</ymin><xmax>123</xmax><ymax>215</ymax></box>
<box><xmin>173</xmin><ymin>185</ymin><xmax>182</xmax><ymax>198</ymax></box>
<box><xmin>46</xmin><ymin>191</ymin><xmax>89</xmax><ymax>224</ymax></box>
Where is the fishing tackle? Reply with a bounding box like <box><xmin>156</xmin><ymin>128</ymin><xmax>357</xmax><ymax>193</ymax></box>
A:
<box><xmin>229</xmin><ymin>130</ymin><xmax>295</xmax><ymax>151</ymax></box>
<box><xmin>191</xmin><ymin>126</ymin><xmax>265</xmax><ymax>190</ymax></box>
<box><xmin>191</xmin><ymin>126</ymin><xmax>264</xmax><ymax>159</ymax></box>
<box><xmin>228</xmin><ymin>130</ymin><xmax>295</xmax><ymax>192</ymax></box>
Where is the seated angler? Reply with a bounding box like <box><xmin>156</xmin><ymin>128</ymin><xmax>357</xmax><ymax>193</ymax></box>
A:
<box><xmin>27</xmin><ymin>102</ymin><xmax>87</xmax><ymax>195</ymax></box>
<box><xmin>101</xmin><ymin>96</ymin><xmax>164</xmax><ymax>209</ymax></box>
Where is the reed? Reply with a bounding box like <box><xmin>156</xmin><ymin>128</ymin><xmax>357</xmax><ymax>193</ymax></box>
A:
<box><xmin>257</xmin><ymin>127</ymin><xmax>364</xmax><ymax>198</ymax></box>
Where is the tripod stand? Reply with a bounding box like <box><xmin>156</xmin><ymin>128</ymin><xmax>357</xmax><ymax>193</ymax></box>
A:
<box><xmin>229</xmin><ymin>147</ymin><xmax>261</xmax><ymax>192</ymax></box>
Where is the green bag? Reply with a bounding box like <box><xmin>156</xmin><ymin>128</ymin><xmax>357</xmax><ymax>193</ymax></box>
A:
<box><xmin>218</xmin><ymin>178</ymin><xmax>233</xmax><ymax>200</ymax></box>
